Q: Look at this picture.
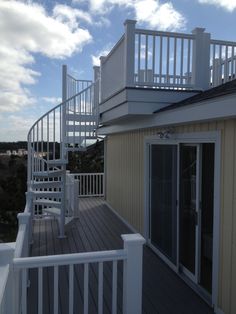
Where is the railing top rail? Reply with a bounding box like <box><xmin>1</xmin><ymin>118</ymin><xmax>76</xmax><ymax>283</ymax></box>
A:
<box><xmin>135</xmin><ymin>28</ymin><xmax>194</xmax><ymax>40</ymax></box>
<box><xmin>211</xmin><ymin>38</ymin><xmax>236</xmax><ymax>47</ymax></box>
<box><xmin>67</xmin><ymin>74</ymin><xmax>93</xmax><ymax>83</ymax></box>
<box><xmin>14</xmin><ymin>249</ymin><xmax>126</xmax><ymax>269</ymax></box>
<box><xmin>70</xmin><ymin>172</ymin><xmax>104</xmax><ymax>176</ymax></box>
<box><xmin>27</xmin><ymin>83</ymin><xmax>94</xmax><ymax>140</ymax></box>
<box><xmin>101</xmin><ymin>34</ymin><xmax>125</xmax><ymax>64</ymax></box>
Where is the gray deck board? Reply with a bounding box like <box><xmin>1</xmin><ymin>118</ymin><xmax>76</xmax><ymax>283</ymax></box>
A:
<box><xmin>28</xmin><ymin>198</ymin><xmax>214</xmax><ymax>314</ymax></box>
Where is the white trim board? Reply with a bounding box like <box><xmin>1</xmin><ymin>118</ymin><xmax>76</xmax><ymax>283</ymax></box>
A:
<box><xmin>98</xmin><ymin>93</ymin><xmax>236</xmax><ymax>135</ymax></box>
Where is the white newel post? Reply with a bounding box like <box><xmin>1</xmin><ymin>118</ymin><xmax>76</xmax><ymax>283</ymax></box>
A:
<box><xmin>0</xmin><ymin>244</ymin><xmax>15</xmax><ymax>314</ymax></box>
<box><xmin>122</xmin><ymin>234</ymin><xmax>145</xmax><ymax>314</ymax></box>
<box><xmin>25</xmin><ymin>191</ymin><xmax>33</xmax><ymax>244</ymax></box>
<box><xmin>124</xmin><ymin>20</ymin><xmax>136</xmax><ymax>87</ymax></box>
<box><xmin>99</xmin><ymin>56</ymin><xmax>106</xmax><ymax>102</ymax></box>
<box><xmin>191</xmin><ymin>28</ymin><xmax>211</xmax><ymax>90</ymax></box>
<box><xmin>74</xmin><ymin>179</ymin><xmax>79</xmax><ymax>217</ymax></box>
<box><xmin>93</xmin><ymin>65</ymin><xmax>100</xmax><ymax>126</ymax></box>
<box><xmin>59</xmin><ymin>64</ymin><xmax>67</xmax><ymax>238</ymax></box>
<box><xmin>17</xmin><ymin>212</ymin><xmax>31</xmax><ymax>257</ymax></box>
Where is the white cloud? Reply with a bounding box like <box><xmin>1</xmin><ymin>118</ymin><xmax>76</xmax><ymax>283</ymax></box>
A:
<box><xmin>134</xmin><ymin>0</ymin><xmax>186</xmax><ymax>30</ymax></box>
<box><xmin>42</xmin><ymin>97</ymin><xmax>62</xmax><ymax>105</ymax></box>
<box><xmin>198</xmin><ymin>0</ymin><xmax>236</xmax><ymax>11</ymax></box>
<box><xmin>91</xmin><ymin>43</ymin><xmax>115</xmax><ymax>66</ymax></box>
<box><xmin>0</xmin><ymin>114</ymin><xmax>36</xmax><ymax>141</ymax></box>
<box><xmin>79</xmin><ymin>0</ymin><xmax>186</xmax><ymax>30</ymax></box>
<box><xmin>0</xmin><ymin>1</ymin><xmax>92</xmax><ymax>113</ymax></box>
<box><xmin>53</xmin><ymin>4</ymin><xmax>93</xmax><ymax>28</ymax></box>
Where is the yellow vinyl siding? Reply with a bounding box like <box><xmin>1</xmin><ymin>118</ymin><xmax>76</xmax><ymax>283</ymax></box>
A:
<box><xmin>106</xmin><ymin>119</ymin><xmax>236</xmax><ymax>314</ymax></box>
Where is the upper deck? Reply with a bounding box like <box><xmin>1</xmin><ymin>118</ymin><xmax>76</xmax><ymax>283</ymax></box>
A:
<box><xmin>96</xmin><ymin>20</ymin><xmax>236</xmax><ymax>125</ymax></box>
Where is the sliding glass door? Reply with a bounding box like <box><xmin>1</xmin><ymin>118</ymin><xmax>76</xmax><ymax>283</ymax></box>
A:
<box><xmin>149</xmin><ymin>142</ymin><xmax>214</xmax><ymax>294</ymax></box>
<box><xmin>150</xmin><ymin>144</ymin><xmax>177</xmax><ymax>264</ymax></box>
<box><xmin>179</xmin><ymin>144</ymin><xmax>199</xmax><ymax>282</ymax></box>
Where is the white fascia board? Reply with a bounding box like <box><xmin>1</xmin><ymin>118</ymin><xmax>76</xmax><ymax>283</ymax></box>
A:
<box><xmin>99</xmin><ymin>89</ymin><xmax>126</xmax><ymax>114</ymax></box>
<box><xmin>100</xmin><ymin>101</ymin><xmax>168</xmax><ymax>124</ymax></box>
<box><xmin>97</xmin><ymin>93</ymin><xmax>236</xmax><ymax>135</ymax></box>
<box><xmin>99</xmin><ymin>88</ymin><xmax>198</xmax><ymax>115</ymax></box>
<box><xmin>126</xmin><ymin>88</ymin><xmax>197</xmax><ymax>103</ymax></box>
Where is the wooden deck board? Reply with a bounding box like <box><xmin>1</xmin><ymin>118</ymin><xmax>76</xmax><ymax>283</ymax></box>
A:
<box><xmin>28</xmin><ymin>198</ymin><xmax>214</xmax><ymax>314</ymax></box>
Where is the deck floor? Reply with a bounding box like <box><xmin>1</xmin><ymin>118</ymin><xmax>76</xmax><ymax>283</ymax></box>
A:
<box><xmin>29</xmin><ymin>198</ymin><xmax>214</xmax><ymax>314</ymax></box>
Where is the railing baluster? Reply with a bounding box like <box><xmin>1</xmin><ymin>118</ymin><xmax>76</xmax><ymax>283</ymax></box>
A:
<box><xmin>137</xmin><ymin>33</ymin><xmax>141</xmax><ymax>82</ymax></box>
<box><xmin>225</xmin><ymin>45</ymin><xmax>228</xmax><ymax>82</ymax></box>
<box><xmin>47</xmin><ymin>115</ymin><xmax>49</xmax><ymax>165</ymax></box>
<box><xmin>180</xmin><ymin>38</ymin><xmax>184</xmax><ymax>85</ymax></box>
<box><xmin>187</xmin><ymin>39</ymin><xmax>191</xmax><ymax>84</ymax></box>
<box><xmin>54</xmin><ymin>266</ymin><xmax>58</xmax><ymax>314</ymax></box>
<box><xmin>69</xmin><ymin>264</ymin><xmax>74</xmax><ymax>314</ymax></box>
<box><xmin>231</xmin><ymin>46</ymin><xmax>234</xmax><ymax>80</ymax></box>
<box><xmin>98</xmin><ymin>262</ymin><xmax>103</xmax><ymax>314</ymax></box>
<box><xmin>159</xmin><ymin>36</ymin><xmax>163</xmax><ymax>84</ymax></box>
<box><xmin>145</xmin><ymin>35</ymin><xmax>148</xmax><ymax>83</ymax></box>
<box><xmin>152</xmin><ymin>35</ymin><xmax>155</xmax><ymax>83</ymax></box>
<box><xmin>173</xmin><ymin>37</ymin><xmax>177</xmax><ymax>85</ymax></box>
<box><xmin>84</xmin><ymin>263</ymin><xmax>89</xmax><ymax>314</ymax></box>
<box><xmin>112</xmin><ymin>260</ymin><xmax>117</xmax><ymax>314</ymax></box>
<box><xmin>53</xmin><ymin>110</ymin><xmax>55</xmax><ymax>160</ymax></box>
<box><xmin>38</xmin><ymin>267</ymin><xmax>43</xmax><ymax>314</ymax></box>
<box><xmin>166</xmin><ymin>37</ymin><xmax>170</xmax><ymax>84</ymax></box>
<box><xmin>21</xmin><ymin>268</ymin><xmax>27</xmax><ymax>314</ymax></box>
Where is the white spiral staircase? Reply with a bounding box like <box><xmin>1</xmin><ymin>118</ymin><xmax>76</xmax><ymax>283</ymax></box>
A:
<box><xmin>27</xmin><ymin>65</ymin><xmax>99</xmax><ymax>237</ymax></box>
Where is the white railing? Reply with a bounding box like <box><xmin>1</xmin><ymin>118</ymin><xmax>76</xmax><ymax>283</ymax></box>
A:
<box><xmin>12</xmin><ymin>234</ymin><xmax>145</xmax><ymax>314</ymax></box>
<box><xmin>67</xmin><ymin>74</ymin><xmax>92</xmax><ymax>99</ymax></box>
<box><xmin>0</xmin><ymin>192</ymin><xmax>33</xmax><ymax>314</ymax></box>
<box><xmin>70</xmin><ymin>173</ymin><xmax>104</xmax><ymax>197</ymax></box>
<box><xmin>100</xmin><ymin>35</ymin><xmax>125</xmax><ymax>101</ymax></box>
<box><xmin>99</xmin><ymin>20</ymin><xmax>236</xmax><ymax>99</ymax></box>
<box><xmin>134</xmin><ymin>29</ymin><xmax>194</xmax><ymax>89</ymax></box>
<box><xmin>210</xmin><ymin>39</ymin><xmax>236</xmax><ymax>87</ymax></box>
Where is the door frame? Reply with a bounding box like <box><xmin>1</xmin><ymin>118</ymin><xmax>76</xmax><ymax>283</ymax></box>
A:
<box><xmin>144</xmin><ymin>131</ymin><xmax>221</xmax><ymax>309</ymax></box>
<box><xmin>179</xmin><ymin>143</ymin><xmax>201</xmax><ymax>284</ymax></box>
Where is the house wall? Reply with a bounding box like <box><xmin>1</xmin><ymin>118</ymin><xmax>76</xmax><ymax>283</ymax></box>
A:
<box><xmin>105</xmin><ymin>119</ymin><xmax>236</xmax><ymax>314</ymax></box>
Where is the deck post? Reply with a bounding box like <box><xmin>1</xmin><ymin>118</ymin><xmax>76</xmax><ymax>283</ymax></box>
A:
<box><xmin>122</xmin><ymin>233</ymin><xmax>145</xmax><ymax>314</ymax></box>
<box><xmin>124</xmin><ymin>20</ymin><xmax>136</xmax><ymax>87</ymax></box>
<box><xmin>99</xmin><ymin>56</ymin><xmax>107</xmax><ymax>102</ymax></box>
<box><xmin>0</xmin><ymin>244</ymin><xmax>15</xmax><ymax>314</ymax></box>
<box><xmin>191</xmin><ymin>27</ymin><xmax>211</xmax><ymax>90</ymax></box>
<box><xmin>17</xmin><ymin>212</ymin><xmax>31</xmax><ymax>257</ymax></box>
<box><xmin>93</xmin><ymin>65</ymin><xmax>100</xmax><ymax>125</ymax></box>
<box><xmin>59</xmin><ymin>64</ymin><xmax>67</xmax><ymax>238</ymax></box>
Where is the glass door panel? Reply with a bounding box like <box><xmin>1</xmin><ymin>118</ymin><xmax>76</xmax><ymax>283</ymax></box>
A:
<box><xmin>150</xmin><ymin>144</ymin><xmax>177</xmax><ymax>264</ymax></box>
<box><xmin>200</xmin><ymin>143</ymin><xmax>214</xmax><ymax>293</ymax></box>
<box><xmin>179</xmin><ymin>145</ymin><xmax>198</xmax><ymax>276</ymax></box>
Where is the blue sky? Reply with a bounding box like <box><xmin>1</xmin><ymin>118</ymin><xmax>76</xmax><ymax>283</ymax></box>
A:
<box><xmin>0</xmin><ymin>0</ymin><xmax>236</xmax><ymax>141</ymax></box>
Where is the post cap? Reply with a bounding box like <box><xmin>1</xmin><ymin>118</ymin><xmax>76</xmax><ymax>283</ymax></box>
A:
<box><xmin>100</xmin><ymin>56</ymin><xmax>106</xmax><ymax>64</ymax></box>
<box><xmin>121</xmin><ymin>233</ymin><xmax>145</xmax><ymax>245</ymax></box>
<box><xmin>192</xmin><ymin>27</ymin><xmax>206</xmax><ymax>34</ymax></box>
<box><xmin>17</xmin><ymin>212</ymin><xmax>31</xmax><ymax>224</ymax></box>
<box><xmin>124</xmin><ymin>19</ymin><xmax>137</xmax><ymax>26</ymax></box>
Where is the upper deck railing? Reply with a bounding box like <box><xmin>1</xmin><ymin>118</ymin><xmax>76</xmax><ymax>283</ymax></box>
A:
<box><xmin>99</xmin><ymin>20</ymin><xmax>236</xmax><ymax>102</ymax></box>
